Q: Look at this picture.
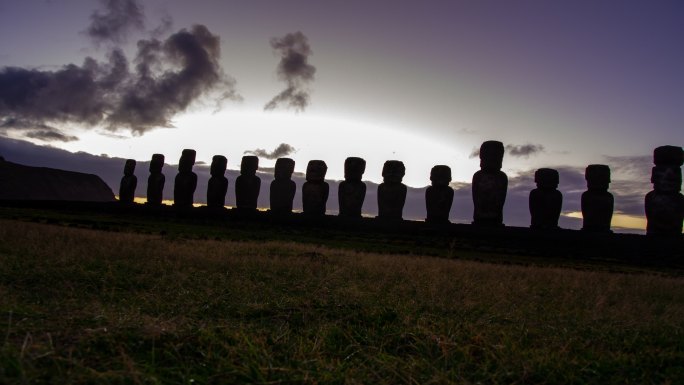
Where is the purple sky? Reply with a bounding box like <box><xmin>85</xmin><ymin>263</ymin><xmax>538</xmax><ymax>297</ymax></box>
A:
<box><xmin>0</xmin><ymin>0</ymin><xmax>682</xmax><ymax>231</ymax></box>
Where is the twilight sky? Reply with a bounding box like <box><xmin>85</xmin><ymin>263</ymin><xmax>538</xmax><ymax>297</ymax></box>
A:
<box><xmin>1</xmin><ymin>0</ymin><xmax>683</xmax><ymax>231</ymax></box>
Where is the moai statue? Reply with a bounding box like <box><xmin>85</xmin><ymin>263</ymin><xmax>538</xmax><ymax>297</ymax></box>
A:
<box><xmin>529</xmin><ymin>168</ymin><xmax>562</xmax><ymax>229</ymax></box>
<box><xmin>235</xmin><ymin>155</ymin><xmax>261</xmax><ymax>211</ymax></box>
<box><xmin>377</xmin><ymin>160</ymin><xmax>407</xmax><ymax>221</ymax></box>
<box><xmin>270</xmin><ymin>158</ymin><xmax>296</xmax><ymax>215</ymax></box>
<box><xmin>119</xmin><ymin>159</ymin><xmax>137</xmax><ymax>204</ymax></box>
<box><xmin>338</xmin><ymin>157</ymin><xmax>367</xmax><ymax>218</ymax></box>
<box><xmin>147</xmin><ymin>154</ymin><xmax>165</xmax><ymax>205</ymax></box>
<box><xmin>472</xmin><ymin>141</ymin><xmax>508</xmax><ymax>226</ymax></box>
<box><xmin>302</xmin><ymin>160</ymin><xmax>329</xmax><ymax>216</ymax></box>
<box><xmin>173</xmin><ymin>149</ymin><xmax>198</xmax><ymax>208</ymax></box>
<box><xmin>425</xmin><ymin>165</ymin><xmax>454</xmax><ymax>224</ymax></box>
<box><xmin>645</xmin><ymin>145</ymin><xmax>684</xmax><ymax>236</ymax></box>
<box><xmin>207</xmin><ymin>155</ymin><xmax>228</xmax><ymax>208</ymax></box>
<box><xmin>581</xmin><ymin>164</ymin><xmax>613</xmax><ymax>232</ymax></box>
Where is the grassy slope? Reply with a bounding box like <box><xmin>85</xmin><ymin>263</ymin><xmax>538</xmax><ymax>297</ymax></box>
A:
<box><xmin>1</xmin><ymin>219</ymin><xmax>683</xmax><ymax>384</ymax></box>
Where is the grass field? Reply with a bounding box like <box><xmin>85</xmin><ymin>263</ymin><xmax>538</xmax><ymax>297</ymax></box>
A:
<box><xmin>1</xmin><ymin>218</ymin><xmax>683</xmax><ymax>384</ymax></box>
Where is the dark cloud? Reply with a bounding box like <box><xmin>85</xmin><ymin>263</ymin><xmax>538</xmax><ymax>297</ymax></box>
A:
<box><xmin>0</xmin><ymin>118</ymin><xmax>78</xmax><ymax>142</ymax></box>
<box><xmin>25</xmin><ymin>130</ymin><xmax>78</xmax><ymax>142</ymax></box>
<box><xmin>505</xmin><ymin>143</ymin><xmax>545</xmax><ymax>158</ymax></box>
<box><xmin>0</xmin><ymin>25</ymin><xmax>240</xmax><ymax>139</ymax></box>
<box><xmin>107</xmin><ymin>25</ymin><xmax>241</xmax><ymax>133</ymax></box>
<box><xmin>470</xmin><ymin>143</ymin><xmax>545</xmax><ymax>158</ymax></box>
<box><xmin>264</xmin><ymin>32</ymin><xmax>316</xmax><ymax>111</ymax></box>
<box><xmin>245</xmin><ymin>143</ymin><xmax>296</xmax><ymax>160</ymax></box>
<box><xmin>86</xmin><ymin>0</ymin><xmax>145</xmax><ymax>45</ymax></box>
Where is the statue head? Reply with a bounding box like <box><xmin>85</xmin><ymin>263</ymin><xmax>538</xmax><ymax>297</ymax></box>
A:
<box><xmin>240</xmin><ymin>155</ymin><xmax>259</xmax><ymax>176</ymax></box>
<box><xmin>123</xmin><ymin>159</ymin><xmax>136</xmax><ymax>176</ymax></box>
<box><xmin>344</xmin><ymin>157</ymin><xmax>366</xmax><ymax>182</ymax></box>
<box><xmin>178</xmin><ymin>149</ymin><xmax>196</xmax><ymax>173</ymax></box>
<box><xmin>274</xmin><ymin>158</ymin><xmax>295</xmax><ymax>179</ymax></box>
<box><xmin>430</xmin><ymin>165</ymin><xmax>452</xmax><ymax>186</ymax></box>
<box><xmin>534</xmin><ymin>168</ymin><xmax>559</xmax><ymax>190</ymax></box>
<box><xmin>479</xmin><ymin>140</ymin><xmax>505</xmax><ymax>171</ymax></box>
<box><xmin>585</xmin><ymin>164</ymin><xmax>610</xmax><ymax>191</ymax></box>
<box><xmin>651</xmin><ymin>166</ymin><xmax>682</xmax><ymax>193</ymax></box>
<box><xmin>150</xmin><ymin>154</ymin><xmax>165</xmax><ymax>173</ymax></box>
<box><xmin>382</xmin><ymin>160</ymin><xmax>405</xmax><ymax>184</ymax></box>
<box><xmin>306</xmin><ymin>160</ymin><xmax>327</xmax><ymax>182</ymax></box>
<box><xmin>653</xmin><ymin>145</ymin><xmax>684</xmax><ymax>167</ymax></box>
<box><xmin>210</xmin><ymin>155</ymin><xmax>227</xmax><ymax>177</ymax></box>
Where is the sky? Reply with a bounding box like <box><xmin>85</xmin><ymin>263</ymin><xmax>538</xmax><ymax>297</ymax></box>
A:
<box><xmin>1</xmin><ymin>0</ymin><xmax>683</xmax><ymax>232</ymax></box>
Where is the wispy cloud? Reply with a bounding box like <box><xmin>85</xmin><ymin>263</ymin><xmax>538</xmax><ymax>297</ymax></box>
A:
<box><xmin>85</xmin><ymin>0</ymin><xmax>145</xmax><ymax>45</ymax></box>
<box><xmin>264</xmin><ymin>32</ymin><xmax>316</xmax><ymax>112</ymax></box>
<box><xmin>469</xmin><ymin>143</ymin><xmax>545</xmax><ymax>159</ymax></box>
<box><xmin>245</xmin><ymin>143</ymin><xmax>297</xmax><ymax>160</ymax></box>
<box><xmin>505</xmin><ymin>143</ymin><xmax>545</xmax><ymax>158</ymax></box>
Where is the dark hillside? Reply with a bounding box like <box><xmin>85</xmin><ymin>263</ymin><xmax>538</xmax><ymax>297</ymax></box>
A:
<box><xmin>0</xmin><ymin>158</ymin><xmax>115</xmax><ymax>201</ymax></box>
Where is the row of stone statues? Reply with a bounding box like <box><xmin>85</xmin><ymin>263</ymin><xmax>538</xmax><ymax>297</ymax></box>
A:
<box><xmin>118</xmin><ymin>141</ymin><xmax>683</xmax><ymax>236</ymax></box>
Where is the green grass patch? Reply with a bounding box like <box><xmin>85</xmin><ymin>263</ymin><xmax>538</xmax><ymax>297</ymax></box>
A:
<box><xmin>1</xmin><ymin>219</ymin><xmax>683</xmax><ymax>384</ymax></box>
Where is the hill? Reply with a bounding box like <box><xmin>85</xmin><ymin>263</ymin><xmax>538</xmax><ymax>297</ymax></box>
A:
<box><xmin>0</xmin><ymin>157</ymin><xmax>115</xmax><ymax>201</ymax></box>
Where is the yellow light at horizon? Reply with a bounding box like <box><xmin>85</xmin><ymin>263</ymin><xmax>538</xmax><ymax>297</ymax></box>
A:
<box><xmin>564</xmin><ymin>211</ymin><xmax>648</xmax><ymax>231</ymax></box>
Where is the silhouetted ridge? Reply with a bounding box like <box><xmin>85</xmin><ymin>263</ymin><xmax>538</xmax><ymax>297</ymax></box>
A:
<box><xmin>0</xmin><ymin>159</ymin><xmax>114</xmax><ymax>201</ymax></box>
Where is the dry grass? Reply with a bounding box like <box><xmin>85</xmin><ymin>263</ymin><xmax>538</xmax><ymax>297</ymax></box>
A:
<box><xmin>1</xmin><ymin>219</ymin><xmax>683</xmax><ymax>384</ymax></box>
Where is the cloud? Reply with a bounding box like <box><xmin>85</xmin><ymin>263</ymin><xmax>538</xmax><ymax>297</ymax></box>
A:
<box><xmin>264</xmin><ymin>32</ymin><xmax>316</xmax><ymax>112</ymax></box>
<box><xmin>603</xmin><ymin>155</ymin><xmax>651</xmax><ymax>178</ymax></box>
<box><xmin>0</xmin><ymin>25</ymin><xmax>240</xmax><ymax>138</ymax></box>
<box><xmin>107</xmin><ymin>24</ymin><xmax>241</xmax><ymax>133</ymax></box>
<box><xmin>25</xmin><ymin>130</ymin><xmax>79</xmax><ymax>142</ymax></box>
<box><xmin>244</xmin><ymin>143</ymin><xmax>296</xmax><ymax>160</ymax></box>
<box><xmin>505</xmin><ymin>143</ymin><xmax>545</xmax><ymax>158</ymax></box>
<box><xmin>0</xmin><ymin>117</ymin><xmax>78</xmax><ymax>142</ymax></box>
<box><xmin>150</xmin><ymin>15</ymin><xmax>174</xmax><ymax>39</ymax></box>
<box><xmin>85</xmin><ymin>0</ymin><xmax>145</xmax><ymax>45</ymax></box>
<box><xmin>470</xmin><ymin>143</ymin><xmax>545</xmax><ymax>159</ymax></box>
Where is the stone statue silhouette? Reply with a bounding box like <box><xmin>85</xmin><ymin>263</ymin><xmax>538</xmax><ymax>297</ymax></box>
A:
<box><xmin>173</xmin><ymin>149</ymin><xmax>197</xmax><ymax>208</ymax></box>
<box><xmin>581</xmin><ymin>164</ymin><xmax>613</xmax><ymax>232</ymax></box>
<box><xmin>270</xmin><ymin>158</ymin><xmax>296</xmax><ymax>215</ymax></box>
<box><xmin>207</xmin><ymin>155</ymin><xmax>228</xmax><ymax>209</ymax></box>
<box><xmin>302</xmin><ymin>160</ymin><xmax>329</xmax><ymax>217</ymax></box>
<box><xmin>119</xmin><ymin>159</ymin><xmax>137</xmax><ymax>204</ymax></box>
<box><xmin>378</xmin><ymin>160</ymin><xmax>407</xmax><ymax>221</ymax></box>
<box><xmin>235</xmin><ymin>155</ymin><xmax>261</xmax><ymax>211</ymax></box>
<box><xmin>146</xmin><ymin>154</ymin><xmax>165</xmax><ymax>205</ymax></box>
<box><xmin>529</xmin><ymin>168</ymin><xmax>562</xmax><ymax>229</ymax></box>
<box><xmin>338</xmin><ymin>157</ymin><xmax>367</xmax><ymax>218</ymax></box>
<box><xmin>425</xmin><ymin>165</ymin><xmax>454</xmax><ymax>224</ymax></box>
<box><xmin>472</xmin><ymin>141</ymin><xmax>507</xmax><ymax>226</ymax></box>
<box><xmin>645</xmin><ymin>145</ymin><xmax>683</xmax><ymax>236</ymax></box>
